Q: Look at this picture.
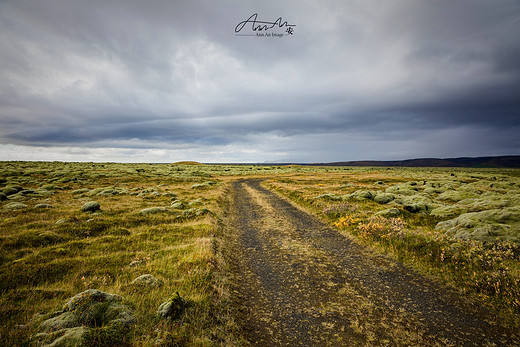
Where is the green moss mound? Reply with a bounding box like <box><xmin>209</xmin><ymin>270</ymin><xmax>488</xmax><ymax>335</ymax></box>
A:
<box><xmin>436</xmin><ymin>207</ymin><xmax>520</xmax><ymax>243</ymax></box>
<box><xmin>36</xmin><ymin>289</ymin><xmax>135</xmax><ymax>346</ymax></box>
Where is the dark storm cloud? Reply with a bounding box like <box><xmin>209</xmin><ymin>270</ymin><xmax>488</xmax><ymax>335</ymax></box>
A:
<box><xmin>0</xmin><ymin>0</ymin><xmax>519</xmax><ymax>162</ymax></box>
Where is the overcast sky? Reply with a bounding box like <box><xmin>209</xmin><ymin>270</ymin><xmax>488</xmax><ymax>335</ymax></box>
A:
<box><xmin>1</xmin><ymin>0</ymin><xmax>519</xmax><ymax>163</ymax></box>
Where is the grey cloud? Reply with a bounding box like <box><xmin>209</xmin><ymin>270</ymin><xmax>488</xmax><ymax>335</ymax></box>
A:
<box><xmin>0</xmin><ymin>0</ymin><xmax>519</xmax><ymax>162</ymax></box>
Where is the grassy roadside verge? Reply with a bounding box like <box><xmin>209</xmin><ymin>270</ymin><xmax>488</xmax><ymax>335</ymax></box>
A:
<box><xmin>265</xmin><ymin>169</ymin><xmax>520</xmax><ymax>328</ymax></box>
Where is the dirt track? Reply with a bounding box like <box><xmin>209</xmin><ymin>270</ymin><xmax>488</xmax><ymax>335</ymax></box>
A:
<box><xmin>223</xmin><ymin>179</ymin><xmax>517</xmax><ymax>346</ymax></box>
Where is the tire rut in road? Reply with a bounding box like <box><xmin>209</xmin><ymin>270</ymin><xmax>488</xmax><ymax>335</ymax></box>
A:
<box><xmin>224</xmin><ymin>179</ymin><xmax>517</xmax><ymax>346</ymax></box>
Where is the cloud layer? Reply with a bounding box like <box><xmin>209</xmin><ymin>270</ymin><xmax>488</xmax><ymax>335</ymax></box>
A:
<box><xmin>1</xmin><ymin>0</ymin><xmax>519</xmax><ymax>162</ymax></box>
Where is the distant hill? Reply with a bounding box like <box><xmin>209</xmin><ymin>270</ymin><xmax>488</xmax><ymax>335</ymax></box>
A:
<box><xmin>313</xmin><ymin>155</ymin><xmax>520</xmax><ymax>168</ymax></box>
<box><xmin>172</xmin><ymin>161</ymin><xmax>203</xmax><ymax>165</ymax></box>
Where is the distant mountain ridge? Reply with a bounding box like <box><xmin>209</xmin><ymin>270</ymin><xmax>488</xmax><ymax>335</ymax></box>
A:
<box><xmin>312</xmin><ymin>155</ymin><xmax>520</xmax><ymax>168</ymax></box>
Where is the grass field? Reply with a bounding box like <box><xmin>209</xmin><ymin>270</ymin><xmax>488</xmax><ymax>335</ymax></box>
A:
<box><xmin>1</xmin><ymin>162</ymin><xmax>519</xmax><ymax>345</ymax></box>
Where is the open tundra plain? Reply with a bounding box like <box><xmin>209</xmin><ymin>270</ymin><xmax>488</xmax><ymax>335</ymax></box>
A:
<box><xmin>1</xmin><ymin>161</ymin><xmax>520</xmax><ymax>345</ymax></box>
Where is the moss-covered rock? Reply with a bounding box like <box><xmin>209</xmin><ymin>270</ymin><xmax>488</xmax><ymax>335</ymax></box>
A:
<box><xmin>374</xmin><ymin>193</ymin><xmax>395</xmax><ymax>204</ymax></box>
<box><xmin>314</xmin><ymin>193</ymin><xmax>343</xmax><ymax>201</ymax></box>
<box><xmin>430</xmin><ymin>205</ymin><xmax>468</xmax><ymax>218</ymax></box>
<box><xmin>137</xmin><ymin>188</ymin><xmax>158</xmax><ymax>197</ymax></box>
<box><xmin>39</xmin><ymin>289</ymin><xmax>135</xmax><ymax>332</ymax></box>
<box><xmin>181</xmin><ymin>208</ymin><xmax>210</xmax><ymax>219</ymax></box>
<box><xmin>35</xmin><ymin>326</ymin><xmax>88</xmax><ymax>347</ymax></box>
<box><xmin>1</xmin><ymin>186</ymin><xmax>22</xmax><ymax>196</ymax></box>
<box><xmin>191</xmin><ymin>181</ymin><xmax>217</xmax><ymax>189</ymax></box>
<box><xmin>385</xmin><ymin>183</ymin><xmax>418</xmax><ymax>196</ymax></box>
<box><xmin>436</xmin><ymin>207</ymin><xmax>520</xmax><ymax>243</ymax></box>
<box><xmin>157</xmin><ymin>292</ymin><xmax>187</xmax><ymax>320</ymax></box>
<box><xmin>34</xmin><ymin>203</ymin><xmax>53</xmax><ymax>209</ymax></box>
<box><xmin>72</xmin><ymin>188</ymin><xmax>90</xmax><ymax>195</ymax></box>
<box><xmin>170</xmin><ymin>201</ymin><xmax>186</xmax><ymax>209</ymax></box>
<box><xmin>458</xmin><ymin>197</ymin><xmax>509</xmax><ymax>211</ymax></box>
<box><xmin>423</xmin><ymin>187</ymin><xmax>446</xmax><ymax>195</ymax></box>
<box><xmin>139</xmin><ymin>207</ymin><xmax>169</xmax><ymax>215</ymax></box>
<box><xmin>348</xmin><ymin>190</ymin><xmax>375</xmax><ymax>200</ymax></box>
<box><xmin>88</xmin><ymin>187</ymin><xmax>130</xmax><ymax>196</ymax></box>
<box><xmin>19</xmin><ymin>189</ymin><xmax>36</xmax><ymax>195</ymax></box>
<box><xmin>56</xmin><ymin>217</ymin><xmax>81</xmax><ymax>225</ymax></box>
<box><xmin>2</xmin><ymin>202</ymin><xmax>28</xmax><ymax>210</ymax></box>
<box><xmin>188</xmin><ymin>198</ymin><xmax>205</xmax><ymax>207</ymax></box>
<box><xmin>437</xmin><ymin>189</ymin><xmax>481</xmax><ymax>202</ymax></box>
<box><xmin>130</xmin><ymin>274</ymin><xmax>163</xmax><ymax>288</ymax></box>
<box><xmin>81</xmin><ymin>201</ymin><xmax>100</xmax><ymax>213</ymax></box>
<box><xmin>36</xmin><ymin>290</ymin><xmax>135</xmax><ymax>346</ymax></box>
<box><xmin>35</xmin><ymin>188</ymin><xmax>55</xmax><ymax>197</ymax></box>
<box><xmin>394</xmin><ymin>195</ymin><xmax>434</xmax><ymax>214</ymax></box>
<box><xmin>40</xmin><ymin>184</ymin><xmax>63</xmax><ymax>191</ymax></box>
